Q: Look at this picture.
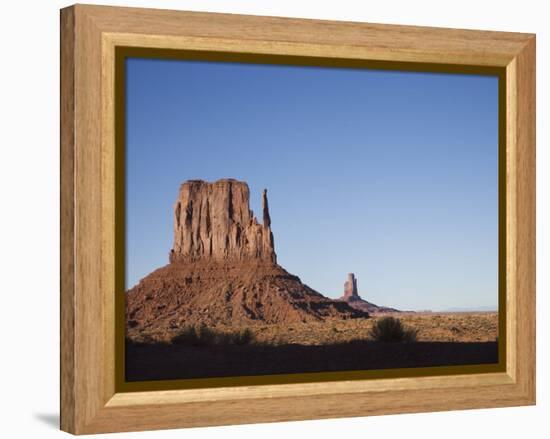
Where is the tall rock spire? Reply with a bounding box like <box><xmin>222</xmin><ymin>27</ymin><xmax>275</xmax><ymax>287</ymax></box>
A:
<box><xmin>262</xmin><ymin>189</ymin><xmax>271</xmax><ymax>228</ymax></box>
<box><xmin>170</xmin><ymin>179</ymin><xmax>276</xmax><ymax>264</ymax></box>
<box><xmin>343</xmin><ymin>273</ymin><xmax>359</xmax><ymax>300</ymax></box>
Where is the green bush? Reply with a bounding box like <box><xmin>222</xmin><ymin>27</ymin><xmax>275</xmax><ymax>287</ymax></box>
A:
<box><xmin>369</xmin><ymin>317</ymin><xmax>418</xmax><ymax>343</ymax></box>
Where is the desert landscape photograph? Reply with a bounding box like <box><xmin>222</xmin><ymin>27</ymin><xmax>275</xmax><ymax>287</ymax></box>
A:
<box><xmin>124</xmin><ymin>57</ymin><xmax>499</xmax><ymax>382</ymax></box>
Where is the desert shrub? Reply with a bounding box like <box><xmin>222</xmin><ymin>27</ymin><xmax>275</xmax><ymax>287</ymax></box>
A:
<box><xmin>171</xmin><ymin>325</ymin><xmax>256</xmax><ymax>346</ymax></box>
<box><xmin>231</xmin><ymin>328</ymin><xmax>255</xmax><ymax>345</ymax></box>
<box><xmin>369</xmin><ymin>317</ymin><xmax>418</xmax><ymax>343</ymax></box>
<box><xmin>171</xmin><ymin>326</ymin><xmax>201</xmax><ymax>346</ymax></box>
<box><xmin>197</xmin><ymin>325</ymin><xmax>218</xmax><ymax>345</ymax></box>
<box><xmin>126</xmin><ymin>335</ymin><xmax>169</xmax><ymax>347</ymax></box>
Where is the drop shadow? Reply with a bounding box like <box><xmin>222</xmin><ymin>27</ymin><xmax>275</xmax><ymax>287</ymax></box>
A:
<box><xmin>34</xmin><ymin>413</ymin><xmax>59</xmax><ymax>429</ymax></box>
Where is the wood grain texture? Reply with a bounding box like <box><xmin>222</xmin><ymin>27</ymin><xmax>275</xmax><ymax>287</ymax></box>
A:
<box><xmin>505</xmin><ymin>58</ymin><xmax>518</xmax><ymax>381</ymax></box>
<box><xmin>513</xmin><ymin>37</ymin><xmax>536</xmax><ymax>398</ymax></box>
<box><xmin>83</xmin><ymin>4</ymin><xmax>531</xmax><ymax>66</ymax></box>
<box><xmin>60</xmin><ymin>4</ymin><xmax>536</xmax><ymax>434</ymax></box>
<box><xmin>75</xmin><ymin>7</ymin><xmax>104</xmax><ymax>429</ymax></box>
<box><xmin>60</xmin><ymin>6</ymin><xmax>75</xmax><ymax>433</ymax></box>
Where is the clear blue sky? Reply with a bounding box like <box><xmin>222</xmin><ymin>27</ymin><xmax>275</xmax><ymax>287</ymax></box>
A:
<box><xmin>126</xmin><ymin>57</ymin><xmax>499</xmax><ymax>311</ymax></box>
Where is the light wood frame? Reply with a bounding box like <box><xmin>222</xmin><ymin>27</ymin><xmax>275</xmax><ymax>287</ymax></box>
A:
<box><xmin>60</xmin><ymin>4</ymin><xmax>536</xmax><ymax>434</ymax></box>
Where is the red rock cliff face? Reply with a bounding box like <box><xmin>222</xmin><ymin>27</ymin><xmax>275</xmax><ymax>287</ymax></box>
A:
<box><xmin>126</xmin><ymin>178</ymin><xmax>369</xmax><ymax>334</ymax></box>
<box><xmin>169</xmin><ymin>179</ymin><xmax>276</xmax><ymax>264</ymax></box>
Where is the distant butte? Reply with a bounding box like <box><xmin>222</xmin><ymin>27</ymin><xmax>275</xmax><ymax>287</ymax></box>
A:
<box><xmin>126</xmin><ymin>179</ymin><xmax>369</xmax><ymax>333</ymax></box>
<box><xmin>339</xmin><ymin>273</ymin><xmax>401</xmax><ymax>314</ymax></box>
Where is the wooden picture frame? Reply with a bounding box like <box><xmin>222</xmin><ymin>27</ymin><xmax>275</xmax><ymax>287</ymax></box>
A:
<box><xmin>60</xmin><ymin>4</ymin><xmax>536</xmax><ymax>434</ymax></box>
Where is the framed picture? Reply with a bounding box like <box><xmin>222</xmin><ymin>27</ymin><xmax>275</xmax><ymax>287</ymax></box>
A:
<box><xmin>60</xmin><ymin>4</ymin><xmax>536</xmax><ymax>434</ymax></box>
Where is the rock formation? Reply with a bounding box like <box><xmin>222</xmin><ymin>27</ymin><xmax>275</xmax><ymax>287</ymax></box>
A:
<box><xmin>339</xmin><ymin>273</ymin><xmax>401</xmax><ymax>314</ymax></box>
<box><xmin>170</xmin><ymin>179</ymin><xmax>276</xmax><ymax>264</ymax></box>
<box><xmin>126</xmin><ymin>179</ymin><xmax>368</xmax><ymax>335</ymax></box>
<box><xmin>343</xmin><ymin>273</ymin><xmax>359</xmax><ymax>301</ymax></box>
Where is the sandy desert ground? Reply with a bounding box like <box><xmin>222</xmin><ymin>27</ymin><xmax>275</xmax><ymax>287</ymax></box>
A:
<box><xmin>127</xmin><ymin>312</ymin><xmax>498</xmax><ymax>345</ymax></box>
<box><xmin>126</xmin><ymin>312</ymin><xmax>499</xmax><ymax>381</ymax></box>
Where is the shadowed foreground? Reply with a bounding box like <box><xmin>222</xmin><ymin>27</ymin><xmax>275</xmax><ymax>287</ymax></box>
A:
<box><xmin>125</xmin><ymin>340</ymin><xmax>498</xmax><ymax>382</ymax></box>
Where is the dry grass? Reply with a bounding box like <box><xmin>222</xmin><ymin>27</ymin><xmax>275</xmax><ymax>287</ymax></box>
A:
<box><xmin>128</xmin><ymin>312</ymin><xmax>498</xmax><ymax>346</ymax></box>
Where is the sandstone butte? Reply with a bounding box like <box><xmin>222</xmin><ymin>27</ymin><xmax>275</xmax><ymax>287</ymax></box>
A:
<box><xmin>126</xmin><ymin>179</ymin><xmax>369</xmax><ymax>332</ymax></box>
<box><xmin>339</xmin><ymin>273</ymin><xmax>401</xmax><ymax>314</ymax></box>
<box><xmin>169</xmin><ymin>179</ymin><xmax>276</xmax><ymax>264</ymax></box>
